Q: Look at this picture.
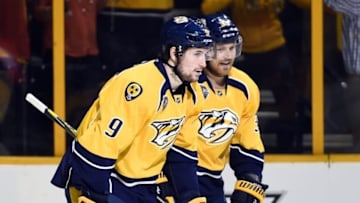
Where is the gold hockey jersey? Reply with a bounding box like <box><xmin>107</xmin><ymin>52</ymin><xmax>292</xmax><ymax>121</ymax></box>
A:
<box><xmin>188</xmin><ymin>67</ymin><xmax>265</xmax><ymax>172</ymax></box>
<box><xmin>76</xmin><ymin>59</ymin><xmax>199</xmax><ymax>180</ymax></box>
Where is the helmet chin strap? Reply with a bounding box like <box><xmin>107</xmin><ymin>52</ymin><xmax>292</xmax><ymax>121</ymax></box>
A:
<box><xmin>164</xmin><ymin>60</ymin><xmax>185</xmax><ymax>83</ymax></box>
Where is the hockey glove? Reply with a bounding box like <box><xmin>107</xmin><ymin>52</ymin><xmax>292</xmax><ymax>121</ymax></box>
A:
<box><xmin>155</xmin><ymin>172</ymin><xmax>205</xmax><ymax>203</ymax></box>
<box><xmin>156</xmin><ymin>172</ymin><xmax>174</xmax><ymax>203</ymax></box>
<box><xmin>230</xmin><ymin>177</ymin><xmax>268</xmax><ymax>203</ymax></box>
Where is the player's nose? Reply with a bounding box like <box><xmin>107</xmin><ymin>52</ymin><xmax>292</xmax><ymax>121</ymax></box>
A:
<box><xmin>199</xmin><ymin>57</ymin><xmax>206</xmax><ymax>69</ymax></box>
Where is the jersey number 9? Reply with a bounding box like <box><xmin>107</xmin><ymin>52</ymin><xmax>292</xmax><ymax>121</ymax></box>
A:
<box><xmin>105</xmin><ymin>118</ymin><xmax>123</xmax><ymax>138</ymax></box>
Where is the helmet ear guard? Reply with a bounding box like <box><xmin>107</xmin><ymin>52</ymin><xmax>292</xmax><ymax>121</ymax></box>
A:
<box><xmin>162</xmin><ymin>44</ymin><xmax>215</xmax><ymax>63</ymax></box>
<box><xmin>175</xmin><ymin>45</ymin><xmax>183</xmax><ymax>57</ymax></box>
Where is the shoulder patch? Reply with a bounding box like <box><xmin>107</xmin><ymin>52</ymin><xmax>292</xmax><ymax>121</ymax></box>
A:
<box><xmin>125</xmin><ymin>82</ymin><xmax>143</xmax><ymax>101</ymax></box>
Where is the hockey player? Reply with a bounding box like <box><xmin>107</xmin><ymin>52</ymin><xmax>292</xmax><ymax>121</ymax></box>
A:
<box><xmin>161</xmin><ymin>14</ymin><xmax>268</xmax><ymax>203</ymax></box>
<box><xmin>51</xmin><ymin>16</ymin><xmax>213</xmax><ymax>203</ymax></box>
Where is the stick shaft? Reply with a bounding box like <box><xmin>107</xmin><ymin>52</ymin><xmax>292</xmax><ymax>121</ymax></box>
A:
<box><xmin>25</xmin><ymin>93</ymin><xmax>77</xmax><ymax>138</ymax></box>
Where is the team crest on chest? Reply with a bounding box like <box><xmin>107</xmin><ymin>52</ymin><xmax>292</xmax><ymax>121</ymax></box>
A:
<box><xmin>125</xmin><ymin>82</ymin><xmax>142</xmax><ymax>101</ymax></box>
<box><xmin>151</xmin><ymin>117</ymin><xmax>185</xmax><ymax>149</ymax></box>
<box><xmin>198</xmin><ymin>109</ymin><xmax>238</xmax><ymax>144</ymax></box>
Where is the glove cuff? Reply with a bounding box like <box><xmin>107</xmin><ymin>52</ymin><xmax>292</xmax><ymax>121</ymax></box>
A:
<box><xmin>234</xmin><ymin>180</ymin><xmax>265</xmax><ymax>202</ymax></box>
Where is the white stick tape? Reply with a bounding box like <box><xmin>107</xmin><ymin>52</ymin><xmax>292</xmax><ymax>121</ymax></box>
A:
<box><xmin>25</xmin><ymin>93</ymin><xmax>48</xmax><ymax>114</ymax></box>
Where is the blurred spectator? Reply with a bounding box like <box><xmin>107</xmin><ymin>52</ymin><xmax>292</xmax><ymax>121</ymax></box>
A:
<box><xmin>280</xmin><ymin>1</ymin><xmax>311</xmax><ymax>101</ymax></box>
<box><xmin>321</xmin><ymin>7</ymin><xmax>349</xmax><ymax>139</ymax></box>
<box><xmin>173</xmin><ymin>0</ymin><xmax>202</xmax><ymax>16</ymax></box>
<box><xmin>279</xmin><ymin>1</ymin><xmax>312</xmax><ymax>143</ymax></box>
<box><xmin>201</xmin><ymin>0</ymin><xmax>310</xmax><ymax>153</ymax></box>
<box><xmin>0</xmin><ymin>0</ymin><xmax>30</xmax><ymax>154</ymax></box>
<box><xmin>97</xmin><ymin>0</ymin><xmax>174</xmax><ymax>79</ymax></box>
<box><xmin>0</xmin><ymin>0</ymin><xmax>29</xmax><ymax>85</ymax></box>
<box><xmin>0</xmin><ymin>49</ymin><xmax>12</xmax><ymax>126</ymax></box>
<box><xmin>0</xmin><ymin>47</ymin><xmax>20</xmax><ymax>155</ymax></box>
<box><xmin>324</xmin><ymin>0</ymin><xmax>360</xmax><ymax>152</ymax></box>
<box><xmin>0</xmin><ymin>0</ymin><xmax>31</xmax><ymax>63</ymax></box>
<box><xmin>34</xmin><ymin>0</ymin><xmax>108</xmax><ymax>147</ymax></box>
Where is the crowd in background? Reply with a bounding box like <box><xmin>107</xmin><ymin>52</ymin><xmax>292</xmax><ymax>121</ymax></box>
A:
<box><xmin>0</xmin><ymin>0</ymin><xmax>358</xmax><ymax>155</ymax></box>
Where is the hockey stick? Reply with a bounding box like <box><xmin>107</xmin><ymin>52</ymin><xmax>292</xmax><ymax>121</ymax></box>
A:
<box><xmin>25</xmin><ymin>93</ymin><xmax>110</xmax><ymax>203</ymax></box>
<box><xmin>25</xmin><ymin>93</ymin><xmax>77</xmax><ymax>138</ymax></box>
<box><xmin>26</xmin><ymin>93</ymin><xmax>171</xmax><ymax>203</ymax></box>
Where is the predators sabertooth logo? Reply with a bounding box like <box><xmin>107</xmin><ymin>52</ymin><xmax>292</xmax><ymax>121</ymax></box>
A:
<box><xmin>151</xmin><ymin>117</ymin><xmax>185</xmax><ymax>149</ymax></box>
<box><xmin>198</xmin><ymin>109</ymin><xmax>238</xmax><ymax>144</ymax></box>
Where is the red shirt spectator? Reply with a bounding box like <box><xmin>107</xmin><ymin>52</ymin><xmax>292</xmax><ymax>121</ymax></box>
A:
<box><xmin>35</xmin><ymin>0</ymin><xmax>108</xmax><ymax>57</ymax></box>
<box><xmin>0</xmin><ymin>0</ymin><xmax>30</xmax><ymax>61</ymax></box>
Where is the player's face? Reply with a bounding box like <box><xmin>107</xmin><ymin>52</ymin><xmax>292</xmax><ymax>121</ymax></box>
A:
<box><xmin>177</xmin><ymin>47</ymin><xmax>208</xmax><ymax>82</ymax></box>
<box><xmin>208</xmin><ymin>42</ymin><xmax>236</xmax><ymax>77</ymax></box>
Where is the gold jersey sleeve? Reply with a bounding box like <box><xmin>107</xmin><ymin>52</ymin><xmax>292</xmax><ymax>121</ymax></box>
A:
<box><xmin>184</xmin><ymin>68</ymin><xmax>264</xmax><ymax>171</ymax></box>
<box><xmin>76</xmin><ymin>60</ymin><xmax>193</xmax><ymax>179</ymax></box>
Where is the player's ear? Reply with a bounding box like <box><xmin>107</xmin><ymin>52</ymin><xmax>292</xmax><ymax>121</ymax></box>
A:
<box><xmin>169</xmin><ymin>46</ymin><xmax>178</xmax><ymax>65</ymax></box>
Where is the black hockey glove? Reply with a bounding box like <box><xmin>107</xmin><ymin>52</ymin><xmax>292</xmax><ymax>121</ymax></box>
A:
<box><xmin>230</xmin><ymin>174</ymin><xmax>268</xmax><ymax>203</ymax></box>
<box><xmin>156</xmin><ymin>172</ymin><xmax>174</xmax><ymax>203</ymax></box>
